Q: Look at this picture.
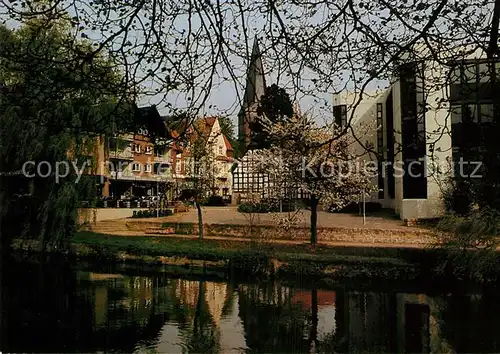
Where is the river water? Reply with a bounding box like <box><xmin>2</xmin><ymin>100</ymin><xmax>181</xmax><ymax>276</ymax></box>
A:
<box><xmin>1</xmin><ymin>258</ymin><xmax>500</xmax><ymax>353</ymax></box>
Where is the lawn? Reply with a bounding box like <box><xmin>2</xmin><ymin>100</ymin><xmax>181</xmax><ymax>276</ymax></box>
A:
<box><xmin>73</xmin><ymin>231</ymin><xmax>413</xmax><ymax>267</ymax></box>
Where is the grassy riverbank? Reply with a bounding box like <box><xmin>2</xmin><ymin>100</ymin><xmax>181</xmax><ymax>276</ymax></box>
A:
<box><xmin>11</xmin><ymin>231</ymin><xmax>499</xmax><ymax>282</ymax></box>
<box><xmin>67</xmin><ymin>231</ymin><xmax>435</xmax><ymax>280</ymax></box>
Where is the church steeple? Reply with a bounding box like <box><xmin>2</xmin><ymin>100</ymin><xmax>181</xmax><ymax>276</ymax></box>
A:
<box><xmin>238</xmin><ymin>38</ymin><xmax>267</xmax><ymax>152</ymax></box>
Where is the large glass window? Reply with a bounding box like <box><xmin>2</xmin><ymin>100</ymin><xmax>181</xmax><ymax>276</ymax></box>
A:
<box><xmin>480</xmin><ymin>104</ymin><xmax>494</xmax><ymax>123</ymax></box>
<box><xmin>449</xmin><ymin>59</ymin><xmax>500</xmax><ymax>166</ymax></box>
<box><xmin>334</xmin><ymin>104</ymin><xmax>347</xmax><ymax>128</ymax></box>
<box><xmin>400</xmin><ymin>62</ymin><xmax>427</xmax><ymax>199</ymax></box>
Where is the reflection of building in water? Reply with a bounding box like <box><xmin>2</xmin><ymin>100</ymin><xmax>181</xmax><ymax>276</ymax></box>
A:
<box><xmin>332</xmin><ymin>290</ymin><xmax>453</xmax><ymax>353</ymax></box>
<box><xmin>172</xmin><ymin>279</ymin><xmax>230</xmax><ymax>326</ymax></box>
<box><xmin>157</xmin><ymin>279</ymin><xmax>237</xmax><ymax>353</ymax></box>
<box><xmin>204</xmin><ymin>281</ymin><xmax>228</xmax><ymax>326</ymax></box>
<box><xmin>395</xmin><ymin>293</ymin><xmax>452</xmax><ymax>353</ymax></box>
<box><xmin>174</xmin><ymin>279</ymin><xmax>199</xmax><ymax>308</ymax></box>
<box><xmin>238</xmin><ymin>282</ymin><xmax>292</xmax><ymax>306</ymax></box>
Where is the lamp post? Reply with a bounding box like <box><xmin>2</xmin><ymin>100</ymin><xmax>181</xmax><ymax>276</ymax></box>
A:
<box><xmin>362</xmin><ymin>188</ymin><xmax>366</xmax><ymax>225</ymax></box>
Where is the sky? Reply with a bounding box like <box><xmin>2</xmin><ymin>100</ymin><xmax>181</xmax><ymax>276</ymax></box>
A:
<box><xmin>0</xmin><ymin>0</ymin><xmax>394</xmax><ymax>129</ymax></box>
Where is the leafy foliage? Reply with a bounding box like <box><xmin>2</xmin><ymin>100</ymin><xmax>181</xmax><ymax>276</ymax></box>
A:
<box><xmin>257</xmin><ymin>84</ymin><xmax>294</xmax><ymax>123</ymax></box>
<box><xmin>250</xmin><ymin>84</ymin><xmax>293</xmax><ymax>150</ymax></box>
<box><xmin>437</xmin><ymin>207</ymin><xmax>500</xmax><ymax>250</ymax></box>
<box><xmin>0</xmin><ymin>13</ymin><xmax>136</xmax><ymax>251</ymax></box>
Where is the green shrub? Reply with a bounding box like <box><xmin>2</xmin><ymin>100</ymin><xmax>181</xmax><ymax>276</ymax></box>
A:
<box><xmin>436</xmin><ymin>208</ymin><xmax>500</xmax><ymax>282</ymax></box>
<box><xmin>437</xmin><ymin>207</ymin><xmax>500</xmax><ymax>250</ymax></box>
<box><xmin>204</xmin><ymin>195</ymin><xmax>225</xmax><ymax>206</ymax></box>
<box><xmin>442</xmin><ymin>179</ymin><xmax>474</xmax><ymax>215</ymax></box>
<box><xmin>238</xmin><ymin>201</ymin><xmax>277</xmax><ymax>213</ymax></box>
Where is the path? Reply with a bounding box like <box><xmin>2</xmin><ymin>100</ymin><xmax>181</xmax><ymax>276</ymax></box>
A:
<box><xmin>83</xmin><ymin>206</ymin><xmax>436</xmax><ymax>249</ymax></box>
<box><xmin>133</xmin><ymin>206</ymin><xmax>416</xmax><ymax>231</ymax></box>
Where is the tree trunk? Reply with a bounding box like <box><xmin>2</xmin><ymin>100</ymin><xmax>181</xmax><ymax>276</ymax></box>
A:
<box><xmin>310</xmin><ymin>195</ymin><xmax>318</xmax><ymax>246</ymax></box>
<box><xmin>196</xmin><ymin>201</ymin><xmax>204</xmax><ymax>240</ymax></box>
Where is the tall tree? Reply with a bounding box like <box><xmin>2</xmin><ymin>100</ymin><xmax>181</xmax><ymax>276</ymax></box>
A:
<box><xmin>249</xmin><ymin>84</ymin><xmax>294</xmax><ymax>150</ymax></box>
<box><xmin>257</xmin><ymin>84</ymin><xmax>294</xmax><ymax>123</ymax></box>
<box><xmin>0</xmin><ymin>11</ymin><xmax>136</xmax><ymax>252</ymax></box>
<box><xmin>178</xmin><ymin>119</ymin><xmax>223</xmax><ymax>239</ymax></box>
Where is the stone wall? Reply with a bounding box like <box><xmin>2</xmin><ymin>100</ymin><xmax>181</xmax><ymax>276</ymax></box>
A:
<box><xmin>78</xmin><ymin>208</ymin><xmax>148</xmax><ymax>224</ymax></box>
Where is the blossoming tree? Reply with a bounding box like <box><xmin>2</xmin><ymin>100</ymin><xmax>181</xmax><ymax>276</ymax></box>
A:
<box><xmin>255</xmin><ymin>113</ymin><xmax>376</xmax><ymax>245</ymax></box>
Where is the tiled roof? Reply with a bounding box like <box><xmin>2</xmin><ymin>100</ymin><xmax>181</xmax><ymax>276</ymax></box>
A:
<box><xmin>216</xmin><ymin>155</ymin><xmax>235</xmax><ymax>163</ymax></box>
<box><xmin>223</xmin><ymin>135</ymin><xmax>233</xmax><ymax>151</ymax></box>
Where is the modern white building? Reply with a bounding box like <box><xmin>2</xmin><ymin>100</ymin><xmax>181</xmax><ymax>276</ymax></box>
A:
<box><xmin>343</xmin><ymin>47</ymin><xmax>498</xmax><ymax>220</ymax></box>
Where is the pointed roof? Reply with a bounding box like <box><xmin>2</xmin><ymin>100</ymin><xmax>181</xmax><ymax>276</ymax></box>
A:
<box><xmin>223</xmin><ymin>135</ymin><xmax>233</xmax><ymax>151</ymax></box>
<box><xmin>240</xmin><ymin>38</ymin><xmax>267</xmax><ymax>113</ymax></box>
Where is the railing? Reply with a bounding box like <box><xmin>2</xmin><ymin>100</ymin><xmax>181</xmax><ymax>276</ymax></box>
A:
<box><xmin>119</xmin><ymin>133</ymin><xmax>135</xmax><ymax>141</ymax></box>
<box><xmin>110</xmin><ymin>171</ymin><xmax>134</xmax><ymax>179</ymax></box>
<box><xmin>111</xmin><ymin>148</ymin><xmax>134</xmax><ymax>160</ymax></box>
<box><xmin>154</xmin><ymin>155</ymin><xmax>171</xmax><ymax>163</ymax></box>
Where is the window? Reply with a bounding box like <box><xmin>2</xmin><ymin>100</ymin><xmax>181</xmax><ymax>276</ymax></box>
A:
<box><xmin>451</xmin><ymin>66</ymin><xmax>461</xmax><ymax>84</ymax></box>
<box><xmin>376</xmin><ymin>103</ymin><xmax>384</xmax><ymax>199</ymax></box>
<box><xmin>385</xmin><ymin>91</ymin><xmax>395</xmax><ymax>199</ymax></box>
<box><xmin>145</xmin><ymin>164</ymin><xmax>152</xmax><ymax>173</ymax></box>
<box><xmin>463</xmin><ymin>104</ymin><xmax>478</xmax><ymax>123</ymax></box>
<box><xmin>480</xmin><ymin>104</ymin><xmax>494</xmax><ymax>123</ymax></box>
<box><xmin>400</xmin><ymin>62</ymin><xmax>427</xmax><ymax>199</ymax></box>
<box><xmin>334</xmin><ymin>104</ymin><xmax>347</xmax><ymax>127</ymax></box>
<box><xmin>176</xmin><ymin>154</ymin><xmax>182</xmax><ymax>173</ymax></box>
<box><xmin>138</xmin><ymin>128</ymin><xmax>149</xmax><ymax>136</ymax></box>
<box><xmin>145</xmin><ymin>146</ymin><xmax>153</xmax><ymax>155</ymax></box>
<box><xmin>218</xmin><ymin>145</ymin><xmax>223</xmax><ymax>155</ymax></box>
<box><xmin>132</xmin><ymin>163</ymin><xmax>141</xmax><ymax>172</ymax></box>
<box><xmin>133</xmin><ymin>144</ymin><xmax>141</xmax><ymax>153</ymax></box>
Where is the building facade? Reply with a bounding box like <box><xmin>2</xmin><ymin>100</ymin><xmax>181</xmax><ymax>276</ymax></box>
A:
<box><xmin>171</xmin><ymin>116</ymin><xmax>235</xmax><ymax>199</ymax></box>
<box><xmin>106</xmin><ymin>129</ymin><xmax>173</xmax><ymax>198</ymax></box>
<box><xmin>90</xmin><ymin>106</ymin><xmax>174</xmax><ymax>199</ymax></box>
<box><xmin>345</xmin><ymin>47</ymin><xmax>500</xmax><ymax>220</ymax></box>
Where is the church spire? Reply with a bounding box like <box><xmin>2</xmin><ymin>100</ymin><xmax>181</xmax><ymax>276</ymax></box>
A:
<box><xmin>238</xmin><ymin>38</ymin><xmax>267</xmax><ymax>151</ymax></box>
<box><xmin>242</xmin><ymin>38</ymin><xmax>267</xmax><ymax>108</ymax></box>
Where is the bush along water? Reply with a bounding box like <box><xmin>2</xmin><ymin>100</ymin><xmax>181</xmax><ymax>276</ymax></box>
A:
<box><xmin>436</xmin><ymin>207</ymin><xmax>500</xmax><ymax>283</ymax></box>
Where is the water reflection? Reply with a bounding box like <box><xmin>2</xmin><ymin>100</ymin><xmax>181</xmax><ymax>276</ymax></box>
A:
<box><xmin>1</xmin><ymin>259</ymin><xmax>500</xmax><ymax>353</ymax></box>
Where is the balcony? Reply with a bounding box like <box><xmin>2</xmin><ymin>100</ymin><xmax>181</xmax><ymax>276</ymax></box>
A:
<box><xmin>109</xmin><ymin>148</ymin><xmax>134</xmax><ymax>160</ymax></box>
<box><xmin>119</xmin><ymin>133</ymin><xmax>135</xmax><ymax>141</ymax></box>
<box><xmin>109</xmin><ymin>170</ymin><xmax>134</xmax><ymax>179</ymax></box>
<box><xmin>154</xmin><ymin>155</ymin><xmax>171</xmax><ymax>163</ymax></box>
